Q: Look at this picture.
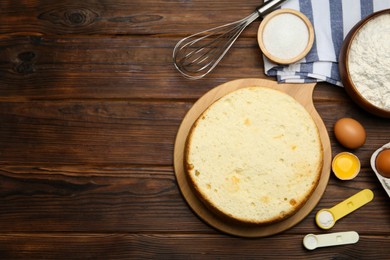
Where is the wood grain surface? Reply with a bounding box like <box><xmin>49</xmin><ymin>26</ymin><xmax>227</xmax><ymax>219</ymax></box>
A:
<box><xmin>0</xmin><ymin>0</ymin><xmax>389</xmax><ymax>259</ymax></box>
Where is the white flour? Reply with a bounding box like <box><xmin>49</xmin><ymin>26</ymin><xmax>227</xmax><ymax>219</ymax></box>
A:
<box><xmin>348</xmin><ymin>14</ymin><xmax>390</xmax><ymax>111</ymax></box>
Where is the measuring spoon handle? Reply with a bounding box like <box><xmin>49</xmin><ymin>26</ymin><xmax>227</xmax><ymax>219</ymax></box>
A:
<box><xmin>330</xmin><ymin>189</ymin><xmax>374</xmax><ymax>221</ymax></box>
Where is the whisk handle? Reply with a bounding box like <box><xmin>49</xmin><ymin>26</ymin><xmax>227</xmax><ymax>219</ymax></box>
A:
<box><xmin>256</xmin><ymin>0</ymin><xmax>288</xmax><ymax>18</ymax></box>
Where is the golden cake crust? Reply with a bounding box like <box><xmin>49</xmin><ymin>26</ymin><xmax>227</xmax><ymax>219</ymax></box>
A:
<box><xmin>184</xmin><ymin>87</ymin><xmax>323</xmax><ymax>225</ymax></box>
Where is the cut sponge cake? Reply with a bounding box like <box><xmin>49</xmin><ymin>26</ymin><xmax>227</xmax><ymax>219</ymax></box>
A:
<box><xmin>185</xmin><ymin>87</ymin><xmax>323</xmax><ymax>224</ymax></box>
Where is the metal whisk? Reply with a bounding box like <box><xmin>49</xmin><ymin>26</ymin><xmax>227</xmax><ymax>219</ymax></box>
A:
<box><xmin>173</xmin><ymin>0</ymin><xmax>288</xmax><ymax>80</ymax></box>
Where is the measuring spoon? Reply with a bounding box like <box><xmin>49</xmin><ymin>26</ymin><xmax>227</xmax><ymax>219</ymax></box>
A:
<box><xmin>316</xmin><ymin>189</ymin><xmax>374</xmax><ymax>229</ymax></box>
<box><xmin>303</xmin><ymin>231</ymin><xmax>359</xmax><ymax>250</ymax></box>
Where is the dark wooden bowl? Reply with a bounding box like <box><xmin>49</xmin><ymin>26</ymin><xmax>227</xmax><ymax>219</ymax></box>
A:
<box><xmin>339</xmin><ymin>9</ymin><xmax>390</xmax><ymax>118</ymax></box>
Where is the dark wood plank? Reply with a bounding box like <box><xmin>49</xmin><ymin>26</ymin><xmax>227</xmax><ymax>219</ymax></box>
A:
<box><xmin>0</xmin><ymin>165</ymin><xmax>208</xmax><ymax>233</ymax></box>
<box><xmin>0</xmin><ymin>233</ymin><xmax>388</xmax><ymax>259</ymax></box>
<box><xmin>0</xmin><ymin>100</ymin><xmax>190</xmax><ymax>165</ymax></box>
<box><xmin>0</xmin><ymin>35</ymin><xmax>354</xmax><ymax>101</ymax></box>
<box><xmin>0</xmin><ymin>0</ymin><xmax>262</xmax><ymax>35</ymax></box>
<box><xmin>0</xmin><ymin>97</ymin><xmax>389</xmax><ymax>165</ymax></box>
<box><xmin>0</xmin><ymin>35</ymin><xmax>265</xmax><ymax>100</ymax></box>
<box><xmin>0</xmin><ymin>164</ymin><xmax>389</xmax><ymax>234</ymax></box>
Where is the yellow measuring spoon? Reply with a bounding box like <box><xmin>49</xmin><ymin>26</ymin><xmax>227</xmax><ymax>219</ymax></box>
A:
<box><xmin>316</xmin><ymin>189</ymin><xmax>374</xmax><ymax>229</ymax></box>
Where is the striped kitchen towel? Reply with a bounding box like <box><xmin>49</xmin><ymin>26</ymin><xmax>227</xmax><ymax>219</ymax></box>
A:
<box><xmin>263</xmin><ymin>0</ymin><xmax>390</xmax><ymax>86</ymax></box>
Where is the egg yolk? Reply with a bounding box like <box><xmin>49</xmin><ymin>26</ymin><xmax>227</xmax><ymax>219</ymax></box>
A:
<box><xmin>332</xmin><ymin>152</ymin><xmax>361</xmax><ymax>180</ymax></box>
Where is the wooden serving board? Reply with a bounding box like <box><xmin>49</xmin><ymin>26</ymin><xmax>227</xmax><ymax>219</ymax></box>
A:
<box><xmin>173</xmin><ymin>78</ymin><xmax>331</xmax><ymax>237</ymax></box>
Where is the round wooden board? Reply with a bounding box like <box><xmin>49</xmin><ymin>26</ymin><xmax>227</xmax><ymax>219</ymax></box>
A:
<box><xmin>174</xmin><ymin>78</ymin><xmax>331</xmax><ymax>237</ymax></box>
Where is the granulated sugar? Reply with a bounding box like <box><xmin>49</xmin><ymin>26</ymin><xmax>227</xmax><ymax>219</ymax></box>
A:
<box><xmin>262</xmin><ymin>13</ymin><xmax>309</xmax><ymax>60</ymax></box>
<box><xmin>348</xmin><ymin>14</ymin><xmax>390</xmax><ymax>111</ymax></box>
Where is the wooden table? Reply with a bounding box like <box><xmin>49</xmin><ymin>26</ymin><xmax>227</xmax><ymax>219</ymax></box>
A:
<box><xmin>0</xmin><ymin>1</ymin><xmax>389</xmax><ymax>258</ymax></box>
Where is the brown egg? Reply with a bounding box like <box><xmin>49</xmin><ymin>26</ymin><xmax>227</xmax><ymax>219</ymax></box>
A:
<box><xmin>334</xmin><ymin>118</ymin><xmax>366</xmax><ymax>149</ymax></box>
<box><xmin>376</xmin><ymin>149</ymin><xmax>390</xmax><ymax>178</ymax></box>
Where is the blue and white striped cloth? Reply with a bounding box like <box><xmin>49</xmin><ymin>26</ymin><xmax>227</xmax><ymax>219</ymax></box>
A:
<box><xmin>263</xmin><ymin>0</ymin><xmax>390</xmax><ymax>86</ymax></box>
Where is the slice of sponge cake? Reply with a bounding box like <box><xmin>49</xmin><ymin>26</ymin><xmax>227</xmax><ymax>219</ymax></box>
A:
<box><xmin>185</xmin><ymin>86</ymin><xmax>323</xmax><ymax>224</ymax></box>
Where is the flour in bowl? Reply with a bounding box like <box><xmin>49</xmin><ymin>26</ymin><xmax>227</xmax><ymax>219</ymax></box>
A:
<box><xmin>348</xmin><ymin>14</ymin><xmax>390</xmax><ymax>111</ymax></box>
